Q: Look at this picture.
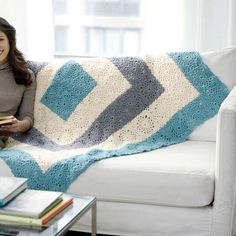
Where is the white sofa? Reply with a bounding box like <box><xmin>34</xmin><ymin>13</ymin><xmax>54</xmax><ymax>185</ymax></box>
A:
<box><xmin>1</xmin><ymin>47</ymin><xmax>236</xmax><ymax>236</ymax></box>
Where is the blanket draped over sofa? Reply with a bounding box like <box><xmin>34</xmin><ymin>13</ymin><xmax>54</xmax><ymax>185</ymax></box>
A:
<box><xmin>0</xmin><ymin>52</ymin><xmax>229</xmax><ymax>191</ymax></box>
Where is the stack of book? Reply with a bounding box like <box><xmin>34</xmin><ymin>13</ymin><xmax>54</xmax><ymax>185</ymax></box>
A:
<box><xmin>0</xmin><ymin>176</ymin><xmax>73</xmax><ymax>227</ymax></box>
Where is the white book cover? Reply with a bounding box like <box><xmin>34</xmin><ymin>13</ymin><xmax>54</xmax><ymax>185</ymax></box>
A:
<box><xmin>0</xmin><ymin>176</ymin><xmax>28</xmax><ymax>206</ymax></box>
<box><xmin>0</xmin><ymin>189</ymin><xmax>63</xmax><ymax>218</ymax></box>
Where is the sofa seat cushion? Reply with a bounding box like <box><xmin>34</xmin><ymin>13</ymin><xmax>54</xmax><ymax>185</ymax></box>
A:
<box><xmin>67</xmin><ymin>140</ymin><xmax>215</xmax><ymax>207</ymax></box>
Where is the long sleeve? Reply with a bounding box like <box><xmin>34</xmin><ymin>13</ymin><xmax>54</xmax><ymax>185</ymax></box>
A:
<box><xmin>17</xmin><ymin>71</ymin><xmax>37</xmax><ymax>127</ymax></box>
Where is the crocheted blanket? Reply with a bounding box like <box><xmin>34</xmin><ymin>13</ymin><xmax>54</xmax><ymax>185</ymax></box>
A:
<box><xmin>0</xmin><ymin>52</ymin><xmax>229</xmax><ymax>191</ymax></box>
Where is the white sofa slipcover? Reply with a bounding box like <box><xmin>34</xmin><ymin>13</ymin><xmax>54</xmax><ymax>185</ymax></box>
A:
<box><xmin>69</xmin><ymin>85</ymin><xmax>236</xmax><ymax>236</ymax></box>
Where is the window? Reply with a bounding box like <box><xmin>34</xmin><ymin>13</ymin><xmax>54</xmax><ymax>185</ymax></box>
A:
<box><xmin>87</xmin><ymin>27</ymin><xmax>140</xmax><ymax>56</ymax></box>
<box><xmin>53</xmin><ymin>0</ymin><xmax>68</xmax><ymax>14</ymax></box>
<box><xmin>54</xmin><ymin>26</ymin><xmax>69</xmax><ymax>53</ymax></box>
<box><xmin>52</xmin><ymin>0</ymin><xmax>186</xmax><ymax>58</ymax></box>
<box><xmin>86</xmin><ymin>0</ymin><xmax>140</xmax><ymax>16</ymax></box>
<box><xmin>52</xmin><ymin>0</ymin><xmax>142</xmax><ymax>57</ymax></box>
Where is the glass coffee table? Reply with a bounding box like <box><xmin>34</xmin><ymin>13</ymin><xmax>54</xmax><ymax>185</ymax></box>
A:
<box><xmin>0</xmin><ymin>195</ymin><xmax>96</xmax><ymax>236</ymax></box>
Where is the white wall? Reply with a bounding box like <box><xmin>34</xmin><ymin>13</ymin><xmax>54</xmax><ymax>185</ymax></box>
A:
<box><xmin>141</xmin><ymin>0</ymin><xmax>185</xmax><ymax>53</ymax></box>
<box><xmin>0</xmin><ymin>0</ymin><xmax>54</xmax><ymax>60</ymax></box>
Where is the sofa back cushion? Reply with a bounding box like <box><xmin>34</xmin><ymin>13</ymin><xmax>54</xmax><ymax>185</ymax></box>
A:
<box><xmin>188</xmin><ymin>47</ymin><xmax>236</xmax><ymax>141</ymax></box>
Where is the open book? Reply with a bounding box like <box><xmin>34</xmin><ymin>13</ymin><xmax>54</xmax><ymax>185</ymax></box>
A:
<box><xmin>0</xmin><ymin>116</ymin><xmax>13</xmax><ymax>126</ymax></box>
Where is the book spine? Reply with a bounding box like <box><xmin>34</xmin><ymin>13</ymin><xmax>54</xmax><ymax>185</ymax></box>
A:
<box><xmin>0</xmin><ymin>214</ymin><xmax>41</xmax><ymax>225</ymax></box>
<box><xmin>42</xmin><ymin>198</ymin><xmax>73</xmax><ymax>225</ymax></box>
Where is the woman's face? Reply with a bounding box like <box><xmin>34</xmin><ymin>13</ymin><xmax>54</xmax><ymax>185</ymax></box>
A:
<box><xmin>0</xmin><ymin>31</ymin><xmax>10</xmax><ymax>64</ymax></box>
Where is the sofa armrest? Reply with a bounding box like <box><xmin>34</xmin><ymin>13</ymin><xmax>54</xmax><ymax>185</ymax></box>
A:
<box><xmin>211</xmin><ymin>87</ymin><xmax>236</xmax><ymax>236</ymax></box>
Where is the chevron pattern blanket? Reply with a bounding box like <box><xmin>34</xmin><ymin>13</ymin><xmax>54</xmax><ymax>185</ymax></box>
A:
<box><xmin>0</xmin><ymin>52</ymin><xmax>229</xmax><ymax>191</ymax></box>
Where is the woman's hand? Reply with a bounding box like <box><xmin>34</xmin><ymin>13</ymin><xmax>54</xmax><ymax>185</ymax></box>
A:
<box><xmin>0</xmin><ymin>116</ymin><xmax>31</xmax><ymax>133</ymax></box>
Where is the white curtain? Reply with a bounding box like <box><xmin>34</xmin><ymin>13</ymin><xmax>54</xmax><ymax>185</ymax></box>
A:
<box><xmin>140</xmin><ymin>0</ymin><xmax>236</xmax><ymax>52</ymax></box>
<box><xmin>135</xmin><ymin>0</ymin><xmax>236</xmax><ymax>54</ymax></box>
<box><xmin>183</xmin><ymin>0</ymin><xmax>236</xmax><ymax>51</ymax></box>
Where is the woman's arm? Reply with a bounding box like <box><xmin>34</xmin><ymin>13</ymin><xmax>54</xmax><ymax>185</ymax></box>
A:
<box><xmin>16</xmin><ymin>71</ymin><xmax>37</xmax><ymax>130</ymax></box>
<box><xmin>0</xmin><ymin>117</ymin><xmax>32</xmax><ymax>133</ymax></box>
<box><xmin>0</xmin><ymin>71</ymin><xmax>36</xmax><ymax>133</ymax></box>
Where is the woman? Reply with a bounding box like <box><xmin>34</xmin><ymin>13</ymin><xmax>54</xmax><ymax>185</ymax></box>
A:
<box><xmin>0</xmin><ymin>17</ymin><xmax>36</xmax><ymax>148</ymax></box>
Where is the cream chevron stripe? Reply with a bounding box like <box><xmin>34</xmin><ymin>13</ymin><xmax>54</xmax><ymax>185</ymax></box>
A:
<box><xmin>6</xmin><ymin>138</ymin><xmax>91</xmax><ymax>172</ymax></box>
<box><xmin>34</xmin><ymin>58</ymin><xmax>131</xmax><ymax>145</ymax></box>
<box><xmin>7</xmin><ymin>135</ymin><xmax>112</xmax><ymax>172</ymax></box>
<box><xmin>97</xmin><ymin>54</ymin><xmax>200</xmax><ymax>150</ymax></box>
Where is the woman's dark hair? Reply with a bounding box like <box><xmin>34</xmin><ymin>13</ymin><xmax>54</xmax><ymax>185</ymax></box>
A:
<box><xmin>0</xmin><ymin>17</ymin><xmax>32</xmax><ymax>86</ymax></box>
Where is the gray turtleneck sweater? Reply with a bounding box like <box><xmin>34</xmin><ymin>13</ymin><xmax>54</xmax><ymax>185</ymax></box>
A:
<box><xmin>0</xmin><ymin>62</ymin><xmax>36</xmax><ymax>147</ymax></box>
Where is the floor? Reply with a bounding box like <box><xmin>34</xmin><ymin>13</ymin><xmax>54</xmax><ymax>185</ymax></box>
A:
<box><xmin>65</xmin><ymin>231</ymin><xmax>114</xmax><ymax>236</ymax></box>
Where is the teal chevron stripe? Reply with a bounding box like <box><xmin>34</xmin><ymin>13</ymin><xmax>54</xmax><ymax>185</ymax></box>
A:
<box><xmin>136</xmin><ymin>52</ymin><xmax>229</xmax><ymax>148</ymax></box>
<box><xmin>40</xmin><ymin>61</ymin><xmax>97</xmax><ymax>121</ymax></box>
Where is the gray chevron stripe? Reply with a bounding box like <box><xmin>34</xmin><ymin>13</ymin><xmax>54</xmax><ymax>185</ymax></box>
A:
<box><xmin>11</xmin><ymin>128</ymin><xmax>60</xmax><ymax>151</ymax></box>
<box><xmin>13</xmin><ymin>58</ymin><xmax>164</xmax><ymax>151</ymax></box>
<box><xmin>70</xmin><ymin>57</ymin><xmax>164</xmax><ymax>148</ymax></box>
<box><xmin>27</xmin><ymin>61</ymin><xmax>48</xmax><ymax>76</ymax></box>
